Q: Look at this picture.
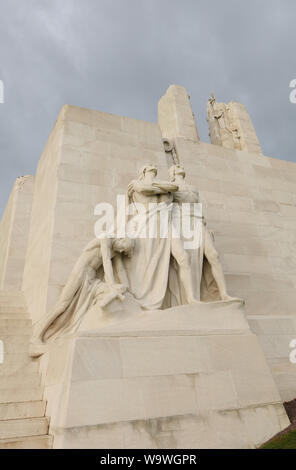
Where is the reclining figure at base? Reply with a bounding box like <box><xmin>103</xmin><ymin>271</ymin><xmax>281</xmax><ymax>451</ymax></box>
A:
<box><xmin>29</xmin><ymin>237</ymin><xmax>134</xmax><ymax>357</ymax></box>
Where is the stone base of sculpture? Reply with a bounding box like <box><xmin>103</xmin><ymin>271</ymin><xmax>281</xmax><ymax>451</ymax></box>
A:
<box><xmin>40</xmin><ymin>300</ymin><xmax>289</xmax><ymax>449</ymax></box>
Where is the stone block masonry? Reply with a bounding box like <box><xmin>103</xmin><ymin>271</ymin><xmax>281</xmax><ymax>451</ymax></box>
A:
<box><xmin>0</xmin><ymin>84</ymin><xmax>295</xmax><ymax>447</ymax></box>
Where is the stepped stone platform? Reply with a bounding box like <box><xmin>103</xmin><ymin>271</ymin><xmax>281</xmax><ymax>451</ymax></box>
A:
<box><xmin>0</xmin><ymin>291</ymin><xmax>52</xmax><ymax>449</ymax></box>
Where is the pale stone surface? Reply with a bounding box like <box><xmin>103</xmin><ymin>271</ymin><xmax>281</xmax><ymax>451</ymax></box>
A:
<box><xmin>249</xmin><ymin>316</ymin><xmax>296</xmax><ymax>401</ymax></box>
<box><xmin>29</xmin><ymin>237</ymin><xmax>134</xmax><ymax>357</ymax></box>
<box><xmin>158</xmin><ymin>90</ymin><xmax>296</xmax><ymax>403</ymax></box>
<box><xmin>158</xmin><ymin>85</ymin><xmax>200</xmax><ymax>142</ymax></box>
<box><xmin>169</xmin><ymin>134</ymin><xmax>296</xmax><ymax>401</ymax></box>
<box><xmin>42</xmin><ymin>302</ymin><xmax>289</xmax><ymax>449</ymax></box>
<box><xmin>168</xmin><ymin>164</ymin><xmax>237</xmax><ymax>302</ymax></box>
<box><xmin>1</xmin><ymin>84</ymin><xmax>296</xmax><ymax>447</ymax></box>
<box><xmin>22</xmin><ymin>111</ymin><xmax>65</xmax><ymax>326</ymax></box>
<box><xmin>0</xmin><ymin>401</ymin><xmax>46</xmax><ymax>420</ymax></box>
<box><xmin>0</xmin><ymin>435</ymin><xmax>53</xmax><ymax>449</ymax></box>
<box><xmin>0</xmin><ymin>417</ymin><xmax>49</xmax><ymax>439</ymax></box>
<box><xmin>207</xmin><ymin>94</ymin><xmax>262</xmax><ymax>153</ymax></box>
<box><xmin>0</xmin><ymin>176</ymin><xmax>34</xmax><ymax>290</ymax></box>
<box><xmin>53</xmin><ymin>405</ymin><xmax>287</xmax><ymax>450</ymax></box>
<box><xmin>29</xmin><ymin>161</ymin><xmax>237</xmax><ymax>358</ymax></box>
<box><xmin>0</xmin><ymin>291</ymin><xmax>52</xmax><ymax>448</ymax></box>
<box><xmin>22</xmin><ymin>105</ymin><xmax>168</xmax><ymax>327</ymax></box>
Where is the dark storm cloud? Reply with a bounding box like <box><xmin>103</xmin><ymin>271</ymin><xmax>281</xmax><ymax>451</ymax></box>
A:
<box><xmin>0</xmin><ymin>0</ymin><xmax>295</xmax><ymax>215</ymax></box>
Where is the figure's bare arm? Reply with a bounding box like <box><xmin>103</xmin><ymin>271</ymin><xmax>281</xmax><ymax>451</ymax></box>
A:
<box><xmin>113</xmin><ymin>255</ymin><xmax>129</xmax><ymax>289</ymax></box>
<box><xmin>152</xmin><ymin>181</ymin><xmax>179</xmax><ymax>193</ymax></box>
<box><xmin>100</xmin><ymin>238</ymin><xmax>116</xmax><ymax>285</ymax></box>
<box><xmin>58</xmin><ymin>239</ymin><xmax>100</xmax><ymax>303</ymax></box>
<box><xmin>133</xmin><ymin>181</ymin><xmax>167</xmax><ymax>195</ymax></box>
<box><xmin>84</xmin><ymin>238</ymin><xmax>102</xmax><ymax>252</ymax></box>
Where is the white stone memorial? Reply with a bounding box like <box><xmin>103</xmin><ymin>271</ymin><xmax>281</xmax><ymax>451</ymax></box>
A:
<box><xmin>0</xmin><ymin>85</ymin><xmax>295</xmax><ymax>448</ymax></box>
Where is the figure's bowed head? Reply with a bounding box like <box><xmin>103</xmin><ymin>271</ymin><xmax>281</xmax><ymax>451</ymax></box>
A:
<box><xmin>139</xmin><ymin>164</ymin><xmax>158</xmax><ymax>181</ymax></box>
<box><xmin>112</xmin><ymin>237</ymin><xmax>134</xmax><ymax>258</ymax></box>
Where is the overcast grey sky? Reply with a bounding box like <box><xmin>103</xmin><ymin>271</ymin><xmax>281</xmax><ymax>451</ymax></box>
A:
<box><xmin>0</xmin><ymin>0</ymin><xmax>295</xmax><ymax>215</ymax></box>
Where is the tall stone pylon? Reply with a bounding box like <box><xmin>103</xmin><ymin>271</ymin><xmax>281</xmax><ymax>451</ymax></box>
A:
<box><xmin>158</xmin><ymin>85</ymin><xmax>200</xmax><ymax>142</ymax></box>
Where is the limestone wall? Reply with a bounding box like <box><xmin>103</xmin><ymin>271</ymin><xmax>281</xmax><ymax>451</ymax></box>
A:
<box><xmin>0</xmin><ymin>185</ymin><xmax>16</xmax><ymax>289</ymax></box>
<box><xmin>174</xmin><ymin>138</ymin><xmax>296</xmax><ymax>400</ymax></box>
<box><xmin>0</xmin><ymin>175</ymin><xmax>34</xmax><ymax>291</ymax></box>
<box><xmin>158</xmin><ymin>86</ymin><xmax>296</xmax><ymax>401</ymax></box>
<box><xmin>23</xmin><ymin>104</ymin><xmax>167</xmax><ymax>325</ymax></box>
<box><xmin>175</xmin><ymin>139</ymin><xmax>296</xmax><ymax>313</ymax></box>
<box><xmin>158</xmin><ymin>85</ymin><xmax>200</xmax><ymax>142</ymax></box>
<box><xmin>1</xmin><ymin>84</ymin><xmax>294</xmax><ymax>402</ymax></box>
<box><xmin>22</xmin><ymin>111</ymin><xmax>65</xmax><ymax>324</ymax></box>
<box><xmin>229</xmin><ymin>101</ymin><xmax>262</xmax><ymax>154</ymax></box>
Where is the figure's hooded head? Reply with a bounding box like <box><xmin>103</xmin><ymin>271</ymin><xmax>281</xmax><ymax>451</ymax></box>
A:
<box><xmin>139</xmin><ymin>164</ymin><xmax>157</xmax><ymax>180</ymax></box>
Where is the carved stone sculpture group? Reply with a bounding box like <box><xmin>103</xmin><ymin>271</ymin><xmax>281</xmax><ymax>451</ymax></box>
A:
<box><xmin>30</xmin><ymin>164</ymin><xmax>236</xmax><ymax>357</ymax></box>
